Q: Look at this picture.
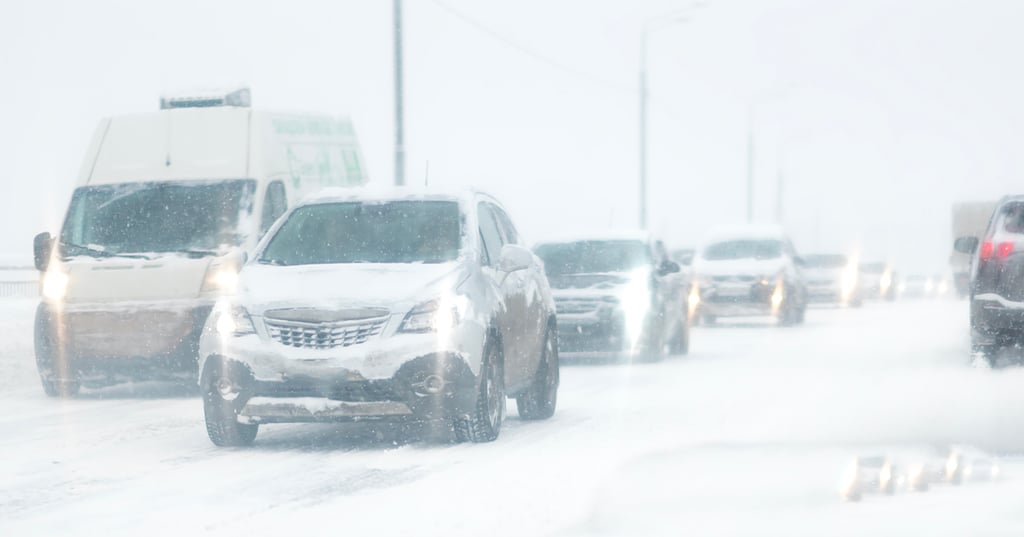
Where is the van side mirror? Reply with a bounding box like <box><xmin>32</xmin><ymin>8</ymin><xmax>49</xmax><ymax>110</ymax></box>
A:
<box><xmin>954</xmin><ymin>236</ymin><xmax>979</xmax><ymax>254</ymax></box>
<box><xmin>33</xmin><ymin>232</ymin><xmax>53</xmax><ymax>272</ymax></box>
<box><xmin>497</xmin><ymin>244</ymin><xmax>533</xmax><ymax>273</ymax></box>
<box><xmin>657</xmin><ymin>260</ymin><xmax>680</xmax><ymax>276</ymax></box>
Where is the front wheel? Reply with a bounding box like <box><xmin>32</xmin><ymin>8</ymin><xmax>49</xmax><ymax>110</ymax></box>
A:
<box><xmin>517</xmin><ymin>329</ymin><xmax>559</xmax><ymax>420</ymax></box>
<box><xmin>668</xmin><ymin>318</ymin><xmax>690</xmax><ymax>355</ymax></box>
<box><xmin>455</xmin><ymin>341</ymin><xmax>505</xmax><ymax>443</ymax></box>
<box><xmin>203</xmin><ymin>362</ymin><xmax>258</xmax><ymax>447</ymax></box>
<box><xmin>35</xmin><ymin>304</ymin><xmax>80</xmax><ymax>398</ymax></box>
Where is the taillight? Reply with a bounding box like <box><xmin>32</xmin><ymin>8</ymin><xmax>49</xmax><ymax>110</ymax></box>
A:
<box><xmin>980</xmin><ymin>241</ymin><xmax>1013</xmax><ymax>260</ymax></box>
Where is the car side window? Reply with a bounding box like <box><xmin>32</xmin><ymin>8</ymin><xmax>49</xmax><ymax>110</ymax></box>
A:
<box><xmin>492</xmin><ymin>206</ymin><xmax>519</xmax><ymax>245</ymax></box>
<box><xmin>260</xmin><ymin>181</ymin><xmax>288</xmax><ymax>236</ymax></box>
<box><xmin>477</xmin><ymin>202</ymin><xmax>505</xmax><ymax>267</ymax></box>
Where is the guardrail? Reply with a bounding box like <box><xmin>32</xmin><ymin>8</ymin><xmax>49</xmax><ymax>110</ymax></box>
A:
<box><xmin>0</xmin><ymin>267</ymin><xmax>38</xmax><ymax>299</ymax></box>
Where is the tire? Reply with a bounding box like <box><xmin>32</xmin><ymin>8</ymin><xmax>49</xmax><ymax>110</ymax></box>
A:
<box><xmin>668</xmin><ymin>318</ymin><xmax>689</xmax><ymax>355</ymax></box>
<box><xmin>517</xmin><ymin>329</ymin><xmax>559</xmax><ymax>420</ymax></box>
<box><xmin>971</xmin><ymin>343</ymin><xmax>999</xmax><ymax>368</ymax></box>
<box><xmin>34</xmin><ymin>304</ymin><xmax>80</xmax><ymax>398</ymax></box>
<box><xmin>455</xmin><ymin>341</ymin><xmax>505</xmax><ymax>443</ymax></box>
<box><xmin>203</xmin><ymin>361</ymin><xmax>258</xmax><ymax>447</ymax></box>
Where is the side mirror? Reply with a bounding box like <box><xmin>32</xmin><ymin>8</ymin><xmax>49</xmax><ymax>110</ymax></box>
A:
<box><xmin>496</xmin><ymin>244</ymin><xmax>533</xmax><ymax>273</ymax></box>
<box><xmin>657</xmin><ymin>260</ymin><xmax>680</xmax><ymax>276</ymax></box>
<box><xmin>954</xmin><ymin>236</ymin><xmax>979</xmax><ymax>254</ymax></box>
<box><xmin>33</xmin><ymin>232</ymin><xmax>53</xmax><ymax>272</ymax></box>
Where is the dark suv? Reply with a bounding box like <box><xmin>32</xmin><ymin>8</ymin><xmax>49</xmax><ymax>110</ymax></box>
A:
<box><xmin>955</xmin><ymin>196</ymin><xmax>1024</xmax><ymax>366</ymax></box>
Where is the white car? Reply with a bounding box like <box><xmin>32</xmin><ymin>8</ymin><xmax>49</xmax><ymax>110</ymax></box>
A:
<box><xmin>197</xmin><ymin>189</ymin><xmax>560</xmax><ymax>446</ymax></box>
<box><xmin>692</xmin><ymin>227</ymin><xmax>808</xmax><ymax>325</ymax></box>
<box><xmin>802</xmin><ymin>254</ymin><xmax>862</xmax><ymax>307</ymax></box>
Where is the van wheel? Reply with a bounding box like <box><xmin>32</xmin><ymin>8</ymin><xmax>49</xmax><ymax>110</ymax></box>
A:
<box><xmin>203</xmin><ymin>362</ymin><xmax>258</xmax><ymax>447</ymax></box>
<box><xmin>455</xmin><ymin>342</ymin><xmax>504</xmax><ymax>443</ymax></box>
<box><xmin>668</xmin><ymin>319</ymin><xmax>690</xmax><ymax>355</ymax></box>
<box><xmin>35</xmin><ymin>305</ymin><xmax>80</xmax><ymax>398</ymax></box>
<box><xmin>517</xmin><ymin>330</ymin><xmax>559</xmax><ymax>420</ymax></box>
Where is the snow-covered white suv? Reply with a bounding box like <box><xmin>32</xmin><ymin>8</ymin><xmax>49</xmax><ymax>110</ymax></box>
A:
<box><xmin>198</xmin><ymin>189</ymin><xmax>559</xmax><ymax>446</ymax></box>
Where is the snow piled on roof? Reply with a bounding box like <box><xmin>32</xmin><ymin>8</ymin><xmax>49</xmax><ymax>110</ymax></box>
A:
<box><xmin>301</xmin><ymin>186</ymin><xmax>486</xmax><ymax>206</ymax></box>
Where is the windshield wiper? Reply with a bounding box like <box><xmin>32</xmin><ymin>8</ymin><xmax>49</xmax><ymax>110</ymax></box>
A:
<box><xmin>61</xmin><ymin>242</ymin><xmax>152</xmax><ymax>260</ymax></box>
<box><xmin>259</xmin><ymin>258</ymin><xmax>289</xmax><ymax>266</ymax></box>
<box><xmin>165</xmin><ymin>247</ymin><xmax>220</xmax><ymax>259</ymax></box>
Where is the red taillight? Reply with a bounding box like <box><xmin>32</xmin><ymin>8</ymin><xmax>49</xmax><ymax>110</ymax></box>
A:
<box><xmin>980</xmin><ymin>241</ymin><xmax>1013</xmax><ymax>260</ymax></box>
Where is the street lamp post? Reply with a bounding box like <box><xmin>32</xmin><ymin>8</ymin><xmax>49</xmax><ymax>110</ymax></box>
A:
<box><xmin>637</xmin><ymin>4</ymin><xmax>707</xmax><ymax>229</ymax></box>
<box><xmin>393</xmin><ymin>0</ymin><xmax>406</xmax><ymax>187</ymax></box>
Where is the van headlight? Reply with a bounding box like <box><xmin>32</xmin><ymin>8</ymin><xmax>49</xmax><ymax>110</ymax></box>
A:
<box><xmin>201</xmin><ymin>256</ymin><xmax>243</xmax><ymax>295</ymax></box>
<box><xmin>215</xmin><ymin>305</ymin><xmax>256</xmax><ymax>336</ymax></box>
<box><xmin>399</xmin><ymin>296</ymin><xmax>465</xmax><ymax>333</ymax></box>
<box><xmin>42</xmin><ymin>270</ymin><xmax>69</xmax><ymax>300</ymax></box>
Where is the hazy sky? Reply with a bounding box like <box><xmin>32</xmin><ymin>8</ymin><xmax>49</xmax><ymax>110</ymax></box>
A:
<box><xmin>2</xmin><ymin>0</ymin><xmax>1023</xmax><ymax>272</ymax></box>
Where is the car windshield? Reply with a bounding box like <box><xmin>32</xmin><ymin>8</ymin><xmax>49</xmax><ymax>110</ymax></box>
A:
<box><xmin>534</xmin><ymin>240</ymin><xmax>649</xmax><ymax>276</ymax></box>
<box><xmin>803</xmin><ymin>254</ymin><xmax>847</xmax><ymax>268</ymax></box>
<box><xmin>260</xmin><ymin>200</ymin><xmax>461</xmax><ymax>265</ymax></box>
<box><xmin>702</xmin><ymin>239</ymin><xmax>783</xmax><ymax>261</ymax></box>
<box><xmin>60</xmin><ymin>180</ymin><xmax>255</xmax><ymax>255</ymax></box>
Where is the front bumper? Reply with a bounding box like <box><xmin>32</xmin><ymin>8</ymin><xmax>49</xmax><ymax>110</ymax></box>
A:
<box><xmin>697</xmin><ymin>282</ymin><xmax>775</xmax><ymax>317</ymax></box>
<box><xmin>36</xmin><ymin>301</ymin><xmax>212</xmax><ymax>384</ymax></box>
<box><xmin>200</xmin><ymin>315</ymin><xmax>486</xmax><ymax>424</ymax></box>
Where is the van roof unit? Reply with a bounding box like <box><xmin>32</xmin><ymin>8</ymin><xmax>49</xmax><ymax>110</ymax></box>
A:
<box><xmin>160</xmin><ymin>87</ymin><xmax>251</xmax><ymax>110</ymax></box>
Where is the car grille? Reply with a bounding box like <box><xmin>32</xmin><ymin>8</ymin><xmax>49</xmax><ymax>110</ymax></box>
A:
<box><xmin>265</xmin><ymin>316</ymin><xmax>388</xmax><ymax>349</ymax></box>
<box><xmin>555</xmin><ymin>297</ymin><xmax>608</xmax><ymax>314</ymax></box>
<box><xmin>711</xmin><ymin>275</ymin><xmax>758</xmax><ymax>283</ymax></box>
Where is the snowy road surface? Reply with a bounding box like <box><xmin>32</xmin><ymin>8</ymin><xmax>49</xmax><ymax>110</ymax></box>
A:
<box><xmin>3</xmin><ymin>298</ymin><xmax>1024</xmax><ymax>536</ymax></box>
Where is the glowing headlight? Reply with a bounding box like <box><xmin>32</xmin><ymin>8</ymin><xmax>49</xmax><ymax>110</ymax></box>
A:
<box><xmin>201</xmin><ymin>256</ymin><xmax>243</xmax><ymax>295</ymax></box>
<box><xmin>620</xmin><ymin>270</ymin><xmax>652</xmax><ymax>350</ymax></box>
<box><xmin>879</xmin><ymin>271</ymin><xmax>893</xmax><ymax>292</ymax></box>
<box><xmin>42</xmin><ymin>270</ymin><xmax>69</xmax><ymax>300</ymax></box>
<box><xmin>214</xmin><ymin>305</ymin><xmax>255</xmax><ymax>336</ymax></box>
<box><xmin>400</xmin><ymin>296</ymin><xmax>465</xmax><ymax>333</ymax></box>
<box><xmin>840</xmin><ymin>265</ymin><xmax>858</xmax><ymax>298</ymax></box>
<box><xmin>839</xmin><ymin>460</ymin><xmax>859</xmax><ymax>495</ymax></box>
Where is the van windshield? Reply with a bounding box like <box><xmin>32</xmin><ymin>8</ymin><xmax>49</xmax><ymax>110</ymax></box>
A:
<box><xmin>60</xmin><ymin>180</ymin><xmax>256</xmax><ymax>256</ymax></box>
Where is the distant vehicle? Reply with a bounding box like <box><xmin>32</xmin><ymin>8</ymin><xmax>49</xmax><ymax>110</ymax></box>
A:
<box><xmin>898</xmin><ymin>274</ymin><xmax>937</xmax><ymax>298</ymax></box>
<box><xmin>691</xmin><ymin>226</ymin><xmax>808</xmax><ymax>325</ymax></box>
<box><xmin>840</xmin><ymin>456</ymin><xmax>897</xmax><ymax>501</ymax></box>
<box><xmin>802</xmin><ymin>254</ymin><xmax>862</xmax><ymax>307</ymax></box>
<box><xmin>955</xmin><ymin>196</ymin><xmax>1024</xmax><ymax>366</ymax></box>
<box><xmin>533</xmin><ymin>232</ymin><xmax>686</xmax><ymax>361</ymax></box>
<box><xmin>32</xmin><ymin>88</ymin><xmax>368</xmax><ymax>397</ymax></box>
<box><xmin>197</xmin><ymin>189</ymin><xmax>559</xmax><ymax>446</ymax></box>
<box><xmin>858</xmin><ymin>262</ymin><xmax>897</xmax><ymax>301</ymax></box>
<box><xmin>950</xmin><ymin>201</ymin><xmax>997</xmax><ymax>298</ymax></box>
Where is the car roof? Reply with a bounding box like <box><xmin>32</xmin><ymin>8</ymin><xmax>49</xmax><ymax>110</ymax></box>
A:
<box><xmin>701</xmin><ymin>224</ymin><xmax>788</xmax><ymax>244</ymax></box>
<box><xmin>533</xmin><ymin>229</ymin><xmax>653</xmax><ymax>247</ymax></box>
<box><xmin>299</xmin><ymin>186</ymin><xmax>498</xmax><ymax>209</ymax></box>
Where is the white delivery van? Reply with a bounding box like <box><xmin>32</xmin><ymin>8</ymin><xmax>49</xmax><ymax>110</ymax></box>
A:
<box><xmin>32</xmin><ymin>88</ymin><xmax>367</xmax><ymax>396</ymax></box>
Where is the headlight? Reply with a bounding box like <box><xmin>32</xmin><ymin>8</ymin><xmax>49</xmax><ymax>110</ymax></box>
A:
<box><xmin>201</xmin><ymin>256</ymin><xmax>243</xmax><ymax>295</ymax></box>
<box><xmin>215</xmin><ymin>305</ymin><xmax>256</xmax><ymax>336</ymax></box>
<box><xmin>42</xmin><ymin>269</ymin><xmax>69</xmax><ymax>300</ymax></box>
<box><xmin>399</xmin><ymin>296</ymin><xmax>464</xmax><ymax>333</ymax></box>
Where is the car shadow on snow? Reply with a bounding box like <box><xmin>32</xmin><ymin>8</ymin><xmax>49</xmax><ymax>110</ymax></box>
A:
<box><xmin>74</xmin><ymin>380</ymin><xmax>200</xmax><ymax>400</ymax></box>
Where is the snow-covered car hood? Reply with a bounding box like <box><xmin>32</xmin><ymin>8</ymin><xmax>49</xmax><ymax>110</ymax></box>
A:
<box><xmin>547</xmin><ymin>271</ymin><xmax>644</xmax><ymax>298</ymax></box>
<box><xmin>236</xmin><ymin>261</ymin><xmax>465</xmax><ymax>314</ymax></box>
<box><xmin>693</xmin><ymin>258</ymin><xmax>788</xmax><ymax>279</ymax></box>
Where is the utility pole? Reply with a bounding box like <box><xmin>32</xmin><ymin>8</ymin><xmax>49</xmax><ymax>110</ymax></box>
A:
<box><xmin>775</xmin><ymin>165</ymin><xmax>784</xmax><ymax>223</ymax></box>
<box><xmin>746</xmin><ymin>116</ymin><xmax>754</xmax><ymax>223</ymax></box>
<box><xmin>393</xmin><ymin>0</ymin><xmax>406</xmax><ymax>186</ymax></box>
<box><xmin>638</xmin><ymin>30</ymin><xmax>649</xmax><ymax>229</ymax></box>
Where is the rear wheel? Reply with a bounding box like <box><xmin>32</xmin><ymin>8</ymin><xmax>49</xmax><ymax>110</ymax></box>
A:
<box><xmin>203</xmin><ymin>362</ymin><xmax>258</xmax><ymax>447</ymax></box>
<box><xmin>971</xmin><ymin>343</ymin><xmax>999</xmax><ymax>368</ymax></box>
<box><xmin>517</xmin><ymin>329</ymin><xmax>559</xmax><ymax>420</ymax></box>
<box><xmin>455</xmin><ymin>341</ymin><xmax>504</xmax><ymax>443</ymax></box>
